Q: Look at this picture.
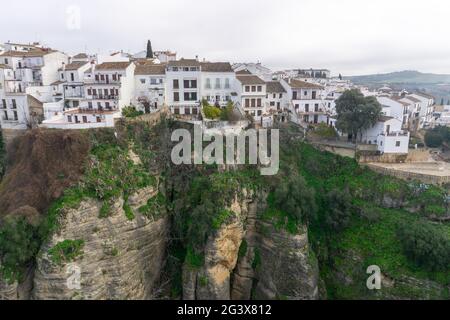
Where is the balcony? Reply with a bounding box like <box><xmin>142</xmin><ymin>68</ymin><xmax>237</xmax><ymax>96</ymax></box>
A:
<box><xmin>90</xmin><ymin>95</ymin><xmax>119</xmax><ymax>100</ymax></box>
<box><xmin>380</xmin><ymin>131</ymin><xmax>409</xmax><ymax>137</ymax></box>
<box><xmin>17</xmin><ymin>63</ymin><xmax>44</xmax><ymax>69</ymax></box>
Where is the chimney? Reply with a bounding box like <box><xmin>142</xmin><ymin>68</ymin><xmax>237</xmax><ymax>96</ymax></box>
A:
<box><xmin>195</xmin><ymin>55</ymin><xmax>199</xmax><ymax>61</ymax></box>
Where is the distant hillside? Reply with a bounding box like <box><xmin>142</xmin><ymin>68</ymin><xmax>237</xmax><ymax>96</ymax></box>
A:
<box><xmin>348</xmin><ymin>70</ymin><xmax>450</xmax><ymax>85</ymax></box>
<box><xmin>347</xmin><ymin>71</ymin><xmax>450</xmax><ymax>103</ymax></box>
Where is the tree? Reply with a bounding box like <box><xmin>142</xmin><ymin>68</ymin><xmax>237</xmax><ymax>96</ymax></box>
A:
<box><xmin>397</xmin><ymin>221</ymin><xmax>450</xmax><ymax>271</ymax></box>
<box><xmin>335</xmin><ymin>89</ymin><xmax>382</xmax><ymax>142</ymax></box>
<box><xmin>339</xmin><ymin>74</ymin><xmax>343</xmax><ymax>81</ymax></box>
<box><xmin>146</xmin><ymin>40</ymin><xmax>154</xmax><ymax>59</ymax></box>
<box><xmin>272</xmin><ymin>174</ymin><xmax>317</xmax><ymax>224</ymax></box>
<box><xmin>441</xmin><ymin>98</ymin><xmax>445</xmax><ymax>106</ymax></box>
<box><xmin>324</xmin><ymin>189</ymin><xmax>354</xmax><ymax>232</ymax></box>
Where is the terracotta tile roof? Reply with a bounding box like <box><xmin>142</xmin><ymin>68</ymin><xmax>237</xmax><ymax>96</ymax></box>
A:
<box><xmin>51</xmin><ymin>80</ymin><xmax>66</xmax><ymax>86</ymax></box>
<box><xmin>168</xmin><ymin>58</ymin><xmax>200</xmax><ymax>67</ymax></box>
<box><xmin>414</xmin><ymin>92</ymin><xmax>435</xmax><ymax>100</ymax></box>
<box><xmin>390</xmin><ymin>96</ymin><xmax>410</xmax><ymax>106</ymax></box>
<box><xmin>379</xmin><ymin>115</ymin><xmax>394</xmax><ymax>122</ymax></box>
<box><xmin>95</xmin><ymin>61</ymin><xmax>132</xmax><ymax>71</ymax></box>
<box><xmin>236</xmin><ymin>69</ymin><xmax>252</xmax><ymax>75</ymax></box>
<box><xmin>73</xmin><ymin>53</ymin><xmax>88</xmax><ymax>59</ymax></box>
<box><xmin>200</xmin><ymin>62</ymin><xmax>233</xmax><ymax>72</ymax></box>
<box><xmin>0</xmin><ymin>49</ymin><xmax>56</xmax><ymax>57</ymax></box>
<box><xmin>60</xmin><ymin>61</ymin><xmax>89</xmax><ymax>71</ymax></box>
<box><xmin>135</xmin><ymin>64</ymin><xmax>166</xmax><ymax>75</ymax></box>
<box><xmin>236</xmin><ymin>75</ymin><xmax>266</xmax><ymax>85</ymax></box>
<box><xmin>0</xmin><ymin>64</ymin><xmax>12</xmax><ymax>69</ymax></box>
<box><xmin>266</xmin><ymin>81</ymin><xmax>286</xmax><ymax>93</ymax></box>
<box><xmin>287</xmin><ymin>79</ymin><xmax>324</xmax><ymax>89</ymax></box>
<box><xmin>404</xmin><ymin>96</ymin><xmax>421</xmax><ymax>103</ymax></box>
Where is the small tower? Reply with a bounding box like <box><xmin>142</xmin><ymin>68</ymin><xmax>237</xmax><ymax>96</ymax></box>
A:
<box><xmin>146</xmin><ymin>40</ymin><xmax>154</xmax><ymax>59</ymax></box>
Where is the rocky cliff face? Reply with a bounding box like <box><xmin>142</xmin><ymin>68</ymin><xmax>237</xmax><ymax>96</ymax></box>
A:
<box><xmin>182</xmin><ymin>191</ymin><xmax>319</xmax><ymax>301</ymax></box>
<box><xmin>32</xmin><ymin>186</ymin><xmax>169</xmax><ymax>300</ymax></box>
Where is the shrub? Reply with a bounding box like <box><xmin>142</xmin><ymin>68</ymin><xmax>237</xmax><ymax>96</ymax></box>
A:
<box><xmin>0</xmin><ymin>129</ymin><xmax>5</xmax><ymax>179</ymax></box>
<box><xmin>203</xmin><ymin>105</ymin><xmax>222</xmax><ymax>120</ymax></box>
<box><xmin>0</xmin><ymin>217</ymin><xmax>41</xmax><ymax>282</ymax></box>
<box><xmin>48</xmin><ymin>239</ymin><xmax>85</xmax><ymax>266</ymax></box>
<box><xmin>397</xmin><ymin>221</ymin><xmax>450</xmax><ymax>271</ymax></box>
<box><xmin>324</xmin><ymin>189</ymin><xmax>355</xmax><ymax>232</ymax></box>
<box><xmin>314</xmin><ymin>123</ymin><xmax>338</xmax><ymax>139</ymax></box>
<box><xmin>122</xmin><ymin>106</ymin><xmax>144</xmax><ymax>118</ymax></box>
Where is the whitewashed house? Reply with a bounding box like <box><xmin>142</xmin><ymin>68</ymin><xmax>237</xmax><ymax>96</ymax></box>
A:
<box><xmin>266</xmin><ymin>81</ymin><xmax>288</xmax><ymax>112</ymax></box>
<box><xmin>134</xmin><ymin>63</ymin><xmax>166</xmax><ymax>112</ymax></box>
<box><xmin>43</xmin><ymin>61</ymin><xmax>135</xmax><ymax>129</ymax></box>
<box><xmin>200</xmin><ymin>62</ymin><xmax>236</xmax><ymax>107</ymax></box>
<box><xmin>0</xmin><ymin>48</ymin><xmax>68</xmax><ymax>129</ymax></box>
<box><xmin>281</xmin><ymin>78</ymin><xmax>328</xmax><ymax>125</ymax></box>
<box><xmin>59</xmin><ymin>61</ymin><xmax>92</xmax><ymax>109</ymax></box>
<box><xmin>233</xmin><ymin>63</ymin><xmax>273</xmax><ymax>81</ymax></box>
<box><xmin>166</xmin><ymin>59</ymin><xmax>201</xmax><ymax>116</ymax></box>
<box><xmin>236</xmin><ymin>74</ymin><xmax>267</xmax><ymax>121</ymax></box>
<box><xmin>360</xmin><ymin>116</ymin><xmax>410</xmax><ymax>154</ymax></box>
<box><xmin>377</xmin><ymin>96</ymin><xmax>409</xmax><ymax>128</ymax></box>
<box><xmin>409</xmin><ymin>93</ymin><xmax>435</xmax><ymax>127</ymax></box>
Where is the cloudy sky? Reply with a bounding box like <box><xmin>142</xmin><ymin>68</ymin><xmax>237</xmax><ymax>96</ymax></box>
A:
<box><xmin>2</xmin><ymin>0</ymin><xmax>450</xmax><ymax>75</ymax></box>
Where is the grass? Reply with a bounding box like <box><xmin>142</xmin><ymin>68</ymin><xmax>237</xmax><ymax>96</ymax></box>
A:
<box><xmin>48</xmin><ymin>240</ymin><xmax>85</xmax><ymax>266</ymax></box>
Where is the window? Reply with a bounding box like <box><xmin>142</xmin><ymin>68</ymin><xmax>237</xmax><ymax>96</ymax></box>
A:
<box><xmin>87</xmin><ymin>89</ymin><xmax>92</xmax><ymax>96</ymax></box>
<box><xmin>88</xmin><ymin>102</ymin><xmax>93</xmax><ymax>109</ymax></box>
<box><xmin>110</xmin><ymin>89</ymin><xmax>115</xmax><ymax>96</ymax></box>
<box><xmin>396</xmin><ymin>141</ymin><xmax>401</xmax><ymax>147</ymax></box>
<box><xmin>315</xmin><ymin>104</ymin><xmax>319</xmax><ymax>112</ymax></box>
<box><xmin>4</xmin><ymin>58</ymin><xmax>8</xmax><ymax>64</ymax></box>
<box><xmin>305</xmin><ymin>104</ymin><xmax>309</xmax><ymax>112</ymax></box>
<box><xmin>251</xmin><ymin>99</ymin><xmax>256</xmax><ymax>108</ymax></box>
<box><xmin>184</xmin><ymin>67</ymin><xmax>189</xmax><ymax>72</ymax></box>
<box><xmin>293</xmin><ymin>91</ymin><xmax>298</xmax><ymax>100</ymax></box>
<box><xmin>13</xmin><ymin>111</ymin><xmax>18</xmax><ymax>120</ymax></box>
<box><xmin>190</xmin><ymin>67</ymin><xmax>197</xmax><ymax>72</ymax></box>
<box><xmin>173</xmin><ymin>79</ymin><xmax>179</xmax><ymax>89</ymax></box>
<box><xmin>257</xmin><ymin>110</ymin><xmax>262</xmax><ymax>116</ymax></box>
<box><xmin>257</xmin><ymin>86</ymin><xmax>262</xmax><ymax>92</ymax></box>
<box><xmin>100</xmin><ymin>75</ymin><xmax>105</xmax><ymax>81</ymax></box>
<box><xmin>279</xmin><ymin>94</ymin><xmax>283</xmax><ymax>99</ymax></box>
<box><xmin>304</xmin><ymin>91</ymin><xmax>308</xmax><ymax>96</ymax></box>
<box><xmin>245</xmin><ymin>99</ymin><xmax>250</xmax><ymax>108</ymax></box>
<box><xmin>112</xmin><ymin>74</ymin><xmax>117</xmax><ymax>81</ymax></box>
<box><xmin>96</xmin><ymin>116</ymin><xmax>101</xmax><ymax>123</ymax></box>
<box><xmin>150</xmin><ymin>78</ymin><xmax>158</xmax><ymax>85</ymax></box>
<box><xmin>172</xmin><ymin>67</ymin><xmax>178</xmax><ymax>72</ymax></box>
<box><xmin>61</xmin><ymin>73</ymin><xmax>64</xmax><ymax>79</ymax></box>
<box><xmin>68</xmin><ymin>115</ymin><xmax>72</xmax><ymax>123</ymax></box>
<box><xmin>105</xmin><ymin>102</ymin><xmax>110</xmax><ymax>109</ymax></box>
<box><xmin>174</xmin><ymin>92</ymin><xmax>180</xmax><ymax>102</ymax></box>
<box><xmin>257</xmin><ymin>99</ymin><xmax>262</xmax><ymax>107</ymax></box>
<box><xmin>273</xmin><ymin>94</ymin><xmax>276</xmax><ymax>99</ymax></box>
<box><xmin>140</xmin><ymin>79</ymin><xmax>146</xmax><ymax>84</ymax></box>
<box><xmin>1</xmin><ymin>99</ymin><xmax>5</xmax><ymax>109</ymax></box>
<box><xmin>184</xmin><ymin>92</ymin><xmax>198</xmax><ymax>101</ymax></box>
<box><xmin>225</xmin><ymin>78</ymin><xmax>230</xmax><ymax>89</ymax></box>
<box><xmin>215</xmin><ymin>78</ymin><xmax>221</xmax><ymax>89</ymax></box>
<box><xmin>270</xmin><ymin>101</ymin><xmax>275</xmax><ymax>107</ymax></box>
<box><xmin>251</xmin><ymin>86</ymin><xmax>256</xmax><ymax>92</ymax></box>
<box><xmin>12</xmin><ymin>99</ymin><xmax>16</xmax><ymax>109</ymax></box>
<box><xmin>70</xmin><ymin>73</ymin><xmax>75</xmax><ymax>82</ymax></box>
<box><xmin>97</xmin><ymin>102</ymin><xmax>102</xmax><ymax>109</ymax></box>
<box><xmin>104</xmin><ymin>89</ymin><xmax>108</xmax><ymax>96</ymax></box>
<box><xmin>245</xmin><ymin>86</ymin><xmax>250</xmax><ymax>92</ymax></box>
<box><xmin>82</xmin><ymin>116</ymin><xmax>88</xmax><ymax>123</ymax></box>
<box><xmin>92</xmin><ymin>89</ymin><xmax>97</xmax><ymax>96</ymax></box>
<box><xmin>205</xmin><ymin>78</ymin><xmax>211</xmax><ymax>89</ymax></box>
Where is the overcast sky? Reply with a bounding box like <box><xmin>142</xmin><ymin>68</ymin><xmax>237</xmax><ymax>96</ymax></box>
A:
<box><xmin>2</xmin><ymin>0</ymin><xmax>450</xmax><ymax>75</ymax></box>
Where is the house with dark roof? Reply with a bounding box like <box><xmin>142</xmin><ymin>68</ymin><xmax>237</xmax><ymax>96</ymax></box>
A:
<box><xmin>236</xmin><ymin>74</ymin><xmax>268</xmax><ymax>121</ymax></box>
<box><xmin>266</xmin><ymin>81</ymin><xmax>288</xmax><ymax>112</ymax></box>
<box><xmin>280</xmin><ymin>78</ymin><xmax>328</xmax><ymax>125</ymax></box>
<box><xmin>200</xmin><ymin>62</ymin><xmax>236</xmax><ymax>107</ymax></box>
<box><xmin>134</xmin><ymin>63</ymin><xmax>167</xmax><ymax>112</ymax></box>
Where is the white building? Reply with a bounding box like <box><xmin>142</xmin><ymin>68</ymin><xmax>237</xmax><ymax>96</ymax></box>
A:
<box><xmin>0</xmin><ymin>48</ymin><xmax>68</xmax><ymax>129</ymax></box>
<box><xmin>266</xmin><ymin>81</ymin><xmax>288</xmax><ymax>112</ymax></box>
<box><xmin>58</xmin><ymin>61</ymin><xmax>92</xmax><ymax>108</ymax></box>
<box><xmin>409</xmin><ymin>92</ymin><xmax>435</xmax><ymax>127</ymax></box>
<box><xmin>281</xmin><ymin>78</ymin><xmax>328</xmax><ymax>125</ymax></box>
<box><xmin>235</xmin><ymin>74</ymin><xmax>267</xmax><ymax>121</ymax></box>
<box><xmin>360</xmin><ymin>116</ymin><xmax>410</xmax><ymax>154</ymax></box>
<box><xmin>200</xmin><ymin>62</ymin><xmax>237</xmax><ymax>107</ymax></box>
<box><xmin>233</xmin><ymin>63</ymin><xmax>273</xmax><ymax>81</ymax></box>
<box><xmin>166</xmin><ymin>59</ymin><xmax>201</xmax><ymax>116</ymax></box>
<box><xmin>377</xmin><ymin>96</ymin><xmax>409</xmax><ymax>128</ymax></box>
<box><xmin>134</xmin><ymin>63</ymin><xmax>166</xmax><ymax>112</ymax></box>
<box><xmin>43</xmin><ymin>61</ymin><xmax>135</xmax><ymax>129</ymax></box>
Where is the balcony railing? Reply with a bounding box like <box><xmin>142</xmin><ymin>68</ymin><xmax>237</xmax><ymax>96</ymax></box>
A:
<box><xmin>380</xmin><ymin>131</ymin><xmax>409</xmax><ymax>137</ymax></box>
<box><xmin>90</xmin><ymin>95</ymin><xmax>119</xmax><ymax>100</ymax></box>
